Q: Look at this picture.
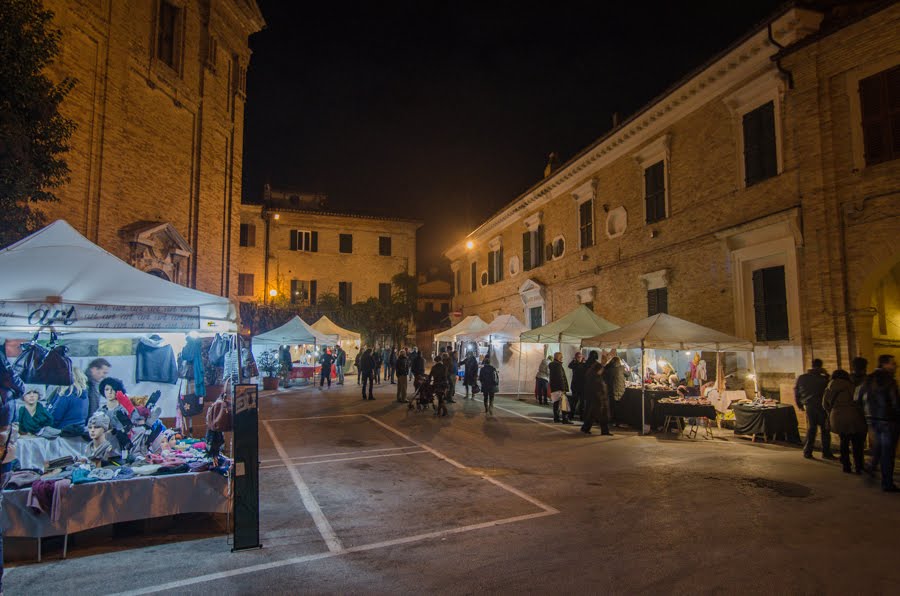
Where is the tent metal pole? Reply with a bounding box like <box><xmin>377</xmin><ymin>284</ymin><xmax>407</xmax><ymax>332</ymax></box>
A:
<box><xmin>750</xmin><ymin>350</ymin><xmax>760</xmax><ymax>398</ymax></box>
<box><xmin>640</xmin><ymin>341</ymin><xmax>647</xmax><ymax>436</ymax></box>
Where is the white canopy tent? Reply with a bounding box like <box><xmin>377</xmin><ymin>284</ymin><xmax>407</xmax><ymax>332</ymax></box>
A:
<box><xmin>433</xmin><ymin>315</ymin><xmax>488</xmax><ymax>343</ymax></box>
<box><xmin>458</xmin><ymin>315</ymin><xmax>539</xmax><ymax>394</ymax></box>
<box><xmin>0</xmin><ymin>220</ymin><xmax>241</xmax><ymax>416</ymax></box>
<box><xmin>253</xmin><ymin>316</ymin><xmax>337</xmax><ymax>347</ymax></box>
<box><xmin>584</xmin><ymin>313</ymin><xmax>756</xmax><ymax>433</ymax></box>
<box><xmin>520</xmin><ymin>305</ymin><xmax>618</xmax><ymax>344</ymax></box>
<box><xmin>311</xmin><ymin>315</ymin><xmax>360</xmax><ymax>343</ymax></box>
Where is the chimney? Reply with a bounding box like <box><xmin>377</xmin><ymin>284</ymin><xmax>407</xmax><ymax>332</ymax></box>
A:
<box><xmin>543</xmin><ymin>152</ymin><xmax>558</xmax><ymax>178</ymax></box>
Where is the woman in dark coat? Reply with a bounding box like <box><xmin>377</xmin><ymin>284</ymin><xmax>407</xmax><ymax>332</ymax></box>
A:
<box><xmin>463</xmin><ymin>352</ymin><xmax>479</xmax><ymax>398</ymax></box>
<box><xmin>823</xmin><ymin>369</ymin><xmax>867</xmax><ymax>474</ymax></box>
<box><xmin>568</xmin><ymin>352</ymin><xmax>588</xmax><ymax>421</ymax></box>
<box><xmin>581</xmin><ymin>351</ymin><xmax>611</xmax><ymax>435</ymax></box>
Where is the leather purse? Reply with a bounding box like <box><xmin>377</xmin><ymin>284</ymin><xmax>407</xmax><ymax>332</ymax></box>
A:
<box><xmin>14</xmin><ymin>332</ymin><xmax>74</xmax><ymax>386</ymax></box>
<box><xmin>178</xmin><ymin>380</ymin><xmax>204</xmax><ymax>418</ymax></box>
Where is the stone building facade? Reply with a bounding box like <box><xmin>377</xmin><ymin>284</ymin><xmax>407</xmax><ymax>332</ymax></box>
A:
<box><xmin>235</xmin><ymin>200</ymin><xmax>421</xmax><ymax>306</ymax></box>
<box><xmin>41</xmin><ymin>0</ymin><xmax>264</xmax><ymax>295</ymax></box>
<box><xmin>446</xmin><ymin>3</ymin><xmax>900</xmax><ymax>396</ymax></box>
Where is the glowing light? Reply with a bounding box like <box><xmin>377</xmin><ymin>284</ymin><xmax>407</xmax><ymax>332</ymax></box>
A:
<box><xmin>465</xmin><ymin>240</ymin><xmax>474</xmax><ymax>250</ymax></box>
<box><xmin>269</xmin><ymin>289</ymin><xmax>278</xmax><ymax>297</ymax></box>
<box><xmin>747</xmin><ymin>373</ymin><xmax>756</xmax><ymax>380</ymax></box>
<box><xmin>273</xmin><ymin>213</ymin><xmax>280</xmax><ymax>220</ymax></box>
<box><xmin>684</xmin><ymin>351</ymin><xmax>691</xmax><ymax>355</ymax></box>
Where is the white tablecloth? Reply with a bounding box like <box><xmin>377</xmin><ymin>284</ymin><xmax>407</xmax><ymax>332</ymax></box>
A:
<box><xmin>14</xmin><ymin>436</ymin><xmax>86</xmax><ymax>470</ymax></box>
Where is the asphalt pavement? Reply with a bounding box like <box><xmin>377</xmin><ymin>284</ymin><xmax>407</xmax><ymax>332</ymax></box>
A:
<box><xmin>6</xmin><ymin>377</ymin><xmax>899</xmax><ymax>595</ymax></box>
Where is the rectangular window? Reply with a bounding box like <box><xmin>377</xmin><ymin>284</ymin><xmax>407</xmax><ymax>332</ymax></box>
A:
<box><xmin>156</xmin><ymin>1</ymin><xmax>182</xmax><ymax>70</ymax></box>
<box><xmin>742</xmin><ymin>101</ymin><xmax>778</xmax><ymax>186</ymax></box>
<box><xmin>440</xmin><ymin>302</ymin><xmax>449</xmax><ymax>314</ymax></box>
<box><xmin>752</xmin><ymin>265</ymin><xmax>789</xmax><ymax>342</ymax></box>
<box><xmin>579</xmin><ymin>200</ymin><xmax>594</xmax><ymax>248</ymax></box>
<box><xmin>647</xmin><ymin>287</ymin><xmax>668</xmax><ymax>316</ymax></box>
<box><xmin>379</xmin><ymin>236</ymin><xmax>392</xmax><ymax>256</ymax></box>
<box><xmin>470</xmin><ymin>262</ymin><xmax>477</xmax><ymax>292</ymax></box>
<box><xmin>379</xmin><ymin>283</ymin><xmax>392</xmax><ymax>305</ymax></box>
<box><xmin>522</xmin><ymin>225</ymin><xmax>545</xmax><ymax>271</ymax></box>
<box><xmin>487</xmin><ymin>248</ymin><xmax>504</xmax><ymax>284</ymax></box>
<box><xmin>239</xmin><ymin>223</ymin><xmax>256</xmax><ymax>247</ymax></box>
<box><xmin>338</xmin><ymin>282</ymin><xmax>352</xmax><ymax>307</ymax></box>
<box><xmin>290</xmin><ymin>230</ymin><xmax>318</xmax><ymax>252</ymax></box>
<box><xmin>644</xmin><ymin>161</ymin><xmax>666</xmax><ymax>224</ymax></box>
<box><xmin>237</xmin><ymin>273</ymin><xmax>254</xmax><ymax>297</ymax></box>
<box><xmin>859</xmin><ymin>65</ymin><xmax>900</xmax><ymax>166</ymax></box>
<box><xmin>529</xmin><ymin>306</ymin><xmax>543</xmax><ymax>330</ymax></box>
<box><xmin>290</xmin><ymin>280</ymin><xmax>317</xmax><ymax>305</ymax></box>
<box><xmin>584</xmin><ymin>301</ymin><xmax>594</xmax><ymax>312</ymax></box>
<box><xmin>339</xmin><ymin>233</ymin><xmax>353</xmax><ymax>254</ymax></box>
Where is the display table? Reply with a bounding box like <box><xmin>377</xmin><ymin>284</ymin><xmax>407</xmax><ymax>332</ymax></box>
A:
<box><xmin>1</xmin><ymin>471</ymin><xmax>229</xmax><ymax>559</ymax></box>
<box><xmin>655</xmin><ymin>401</ymin><xmax>718</xmax><ymax>439</ymax></box>
<box><xmin>732</xmin><ymin>403</ymin><xmax>801</xmax><ymax>443</ymax></box>
<box><xmin>289</xmin><ymin>364</ymin><xmax>335</xmax><ymax>380</ymax></box>
<box><xmin>707</xmin><ymin>389</ymin><xmax>747</xmax><ymax>414</ymax></box>
<box><xmin>614</xmin><ymin>388</ymin><xmax>678</xmax><ymax>429</ymax></box>
<box><xmin>15</xmin><ymin>436</ymin><xmax>87</xmax><ymax>471</ymax></box>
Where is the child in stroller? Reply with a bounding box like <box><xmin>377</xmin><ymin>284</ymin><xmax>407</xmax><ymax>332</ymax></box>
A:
<box><xmin>409</xmin><ymin>374</ymin><xmax>436</xmax><ymax>412</ymax></box>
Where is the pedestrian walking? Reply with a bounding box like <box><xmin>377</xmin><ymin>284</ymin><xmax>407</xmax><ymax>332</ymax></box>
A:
<box><xmin>860</xmin><ymin>354</ymin><xmax>899</xmax><ymax>491</ymax></box>
<box><xmin>535</xmin><ymin>356</ymin><xmax>550</xmax><ymax>405</ymax></box>
<box><xmin>334</xmin><ymin>345</ymin><xmax>346</xmax><ymax>384</ymax></box>
<box><xmin>359</xmin><ymin>348</ymin><xmax>376</xmax><ymax>400</ymax></box>
<box><xmin>823</xmin><ymin>369</ymin><xmax>866</xmax><ymax>474</ymax></box>
<box><xmin>389</xmin><ymin>348</ymin><xmax>397</xmax><ymax>384</ymax></box>
<box><xmin>549</xmin><ymin>352</ymin><xmax>572</xmax><ymax>424</ymax></box>
<box><xmin>374</xmin><ymin>349</ymin><xmax>383</xmax><ymax>384</ymax></box>
<box><xmin>449</xmin><ymin>350</ymin><xmax>460</xmax><ymax>400</ymax></box>
<box><xmin>602</xmin><ymin>349</ymin><xmax>626</xmax><ymax>425</ymax></box>
<box><xmin>568</xmin><ymin>351</ymin><xmax>587</xmax><ymax>421</ymax></box>
<box><xmin>355</xmin><ymin>350</ymin><xmax>362</xmax><ymax>385</ymax></box>
<box><xmin>411</xmin><ymin>347</ymin><xmax>425</xmax><ymax>378</ymax></box>
<box><xmin>462</xmin><ymin>351</ymin><xmax>478</xmax><ymax>398</ymax></box>
<box><xmin>581</xmin><ymin>351</ymin><xmax>611</xmax><ymax>435</ymax></box>
<box><xmin>795</xmin><ymin>358</ymin><xmax>834</xmax><ymax>460</ymax></box>
<box><xmin>430</xmin><ymin>353</ymin><xmax>451</xmax><ymax>417</ymax></box>
<box><xmin>319</xmin><ymin>349</ymin><xmax>334</xmax><ymax>388</ymax></box>
<box><xmin>396</xmin><ymin>349</ymin><xmax>409</xmax><ymax>402</ymax></box>
<box><xmin>479</xmin><ymin>356</ymin><xmax>499</xmax><ymax>415</ymax></box>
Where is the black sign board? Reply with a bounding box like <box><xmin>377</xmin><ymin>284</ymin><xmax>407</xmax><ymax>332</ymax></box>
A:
<box><xmin>232</xmin><ymin>383</ymin><xmax>261</xmax><ymax>551</ymax></box>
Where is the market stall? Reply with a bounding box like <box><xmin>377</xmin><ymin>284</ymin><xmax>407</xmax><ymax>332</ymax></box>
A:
<box><xmin>520</xmin><ymin>305</ymin><xmax>618</xmax><ymax>385</ymax></box>
<box><xmin>252</xmin><ymin>316</ymin><xmax>337</xmax><ymax>384</ymax></box>
<box><xmin>584</xmin><ymin>313</ymin><xmax>756</xmax><ymax>434</ymax></box>
<box><xmin>457</xmin><ymin>315</ymin><xmax>538</xmax><ymax>394</ymax></box>
<box><xmin>311</xmin><ymin>315</ymin><xmax>361</xmax><ymax>372</ymax></box>
<box><xmin>0</xmin><ymin>220</ymin><xmax>238</xmax><ymax>556</ymax></box>
<box><xmin>433</xmin><ymin>315</ymin><xmax>488</xmax><ymax>356</ymax></box>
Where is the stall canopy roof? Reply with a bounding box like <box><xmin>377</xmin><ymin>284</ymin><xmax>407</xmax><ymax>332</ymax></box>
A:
<box><xmin>311</xmin><ymin>315</ymin><xmax>360</xmax><ymax>342</ymax></box>
<box><xmin>433</xmin><ymin>315</ymin><xmax>488</xmax><ymax>343</ymax></box>
<box><xmin>520</xmin><ymin>305</ymin><xmax>618</xmax><ymax>344</ymax></box>
<box><xmin>583</xmin><ymin>313</ymin><xmax>754</xmax><ymax>352</ymax></box>
<box><xmin>458</xmin><ymin>314</ymin><xmax>528</xmax><ymax>343</ymax></box>
<box><xmin>0</xmin><ymin>220</ymin><xmax>237</xmax><ymax>333</ymax></box>
<box><xmin>253</xmin><ymin>316</ymin><xmax>337</xmax><ymax>346</ymax></box>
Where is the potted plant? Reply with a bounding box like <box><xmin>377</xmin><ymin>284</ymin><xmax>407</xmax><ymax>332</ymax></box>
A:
<box><xmin>258</xmin><ymin>350</ymin><xmax>281</xmax><ymax>390</ymax></box>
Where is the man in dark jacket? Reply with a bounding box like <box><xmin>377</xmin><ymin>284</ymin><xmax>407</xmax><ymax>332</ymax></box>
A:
<box><xmin>568</xmin><ymin>352</ymin><xmax>587</xmax><ymax>421</ymax></box>
<box><xmin>581</xmin><ymin>351</ymin><xmax>611</xmax><ymax>435</ymax></box>
<box><xmin>359</xmin><ymin>349</ymin><xmax>376</xmax><ymax>400</ymax></box>
<box><xmin>395</xmin><ymin>350</ymin><xmax>410</xmax><ymax>402</ymax></box>
<box><xmin>478</xmin><ymin>356</ymin><xmax>499</xmax><ymax>415</ymax></box>
<box><xmin>334</xmin><ymin>346</ymin><xmax>346</xmax><ymax>385</ymax></box>
<box><xmin>429</xmin><ymin>353</ymin><xmax>451</xmax><ymax>417</ymax></box>
<box><xmin>860</xmin><ymin>354</ymin><xmax>899</xmax><ymax>491</ymax></box>
<box><xmin>463</xmin><ymin>352</ymin><xmax>479</xmax><ymax>398</ymax></box>
<box><xmin>319</xmin><ymin>350</ymin><xmax>335</xmax><ymax>389</ymax></box>
<box><xmin>602</xmin><ymin>350</ymin><xmax>626</xmax><ymax>425</ymax></box>
<box><xmin>85</xmin><ymin>358</ymin><xmax>111</xmax><ymax>420</ymax></box>
<box><xmin>388</xmin><ymin>348</ymin><xmax>397</xmax><ymax>384</ymax></box>
<box><xmin>795</xmin><ymin>358</ymin><xmax>834</xmax><ymax>460</ymax></box>
<box><xmin>411</xmin><ymin>348</ymin><xmax>426</xmax><ymax>378</ymax></box>
<box><xmin>549</xmin><ymin>352</ymin><xmax>572</xmax><ymax>424</ymax></box>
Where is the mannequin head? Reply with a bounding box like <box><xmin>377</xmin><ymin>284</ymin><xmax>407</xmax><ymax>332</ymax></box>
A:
<box><xmin>87</xmin><ymin>412</ymin><xmax>110</xmax><ymax>442</ymax></box>
<box><xmin>99</xmin><ymin>377</ymin><xmax>126</xmax><ymax>409</ymax></box>
<box><xmin>22</xmin><ymin>389</ymin><xmax>41</xmax><ymax>406</ymax></box>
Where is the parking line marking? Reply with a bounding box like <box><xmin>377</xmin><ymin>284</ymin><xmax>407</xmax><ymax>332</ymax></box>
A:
<box><xmin>259</xmin><ymin>450</ymin><xmax>429</xmax><ymax>469</ymax></box>
<box><xmin>263</xmin><ymin>414</ymin><xmax>362</xmax><ymax>422</ymax></box>
<box><xmin>262</xmin><ymin>420</ymin><xmax>344</xmax><ymax>553</ymax></box>
<box><xmin>469</xmin><ymin>395</ymin><xmax>577</xmax><ymax>435</ymax></box>
<box><xmin>260</xmin><ymin>445</ymin><xmax>420</xmax><ymax>464</ymax></box>
<box><xmin>113</xmin><ymin>509</ymin><xmax>556</xmax><ymax>596</ymax></box>
<box><xmin>363</xmin><ymin>415</ymin><xmax>559</xmax><ymax>514</ymax></box>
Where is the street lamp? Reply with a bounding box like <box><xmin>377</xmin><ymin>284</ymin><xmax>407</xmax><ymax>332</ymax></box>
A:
<box><xmin>269</xmin><ymin>289</ymin><xmax>277</xmax><ymax>298</ymax></box>
<box><xmin>465</xmin><ymin>240</ymin><xmax>474</xmax><ymax>250</ymax></box>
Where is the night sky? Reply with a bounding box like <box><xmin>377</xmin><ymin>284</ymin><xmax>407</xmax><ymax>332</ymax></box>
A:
<box><xmin>242</xmin><ymin>0</ymin><xmax>785</xmax><ymax>274</ymax></box>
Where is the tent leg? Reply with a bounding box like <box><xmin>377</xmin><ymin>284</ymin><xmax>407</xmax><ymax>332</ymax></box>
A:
<box><xmin>750</xmin><ymin>350</ymin><xmax>760</xmax><ymax>398</ymax></box>
<box><xmin>517</xmin><ymin>341</ymin><xmax>522</xmax><ymax>395</ymax></box>
<box><xmin>640</xmin><ymin>344</ymin><xmax>647</xmax><ymax>436</ymax></box>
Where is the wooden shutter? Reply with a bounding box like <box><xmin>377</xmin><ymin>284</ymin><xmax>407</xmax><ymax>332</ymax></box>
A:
<box><xmin>311</xmin><ymin>231</ymin><xmax>318</xmax><ymax>252</ymax></box>
<box><xmin>647</xmin><ymin>289</ymin><xmax>657</xmax><ymax>317</ymax></box>
<box><xmin>497</xmin><ymin>247</ymin><xmax>504</xmax><ymax>281</ymax></box>
<box><xmin>753</xmin><ymin>266</ymin><xmax>788</xmax><ymax>341</ymax></box>
<box><xmin>471</xmin><ymin>262</ymin><xmax>477</xmax><ymax>292</ymax></box>
<box><xmin>487</xmin><ymin>251</ymin><xmax>495</xmax><ymax>284</ymax></box>
<box><xmin>536</xmin><ymin>225</ymin><xmax>545</xmax><ymax>266</ymax></box>
<box><xmin>522</xmin><ymin>231</ymin><xmax>531</xmax><ymax>271</ymax></box>
<box><xmin>744</xmin><ymin>102</ymin><xmax>777</xmax><ymax>185</ymax></box>
<box><xmin>248</xmin><ymin>224</ymin><xmax>256</xmax><ymax>247</ymax></box>
<box><xmin>580</xmin><ymin>200</ymin><xmax>593</xmax><ymax>248</ymax></box>
<box><xmin>860</xmin><ymin>66</ymin><xmax>900</xmax><ymax>166</ymax></box>
<box><xmin>290</xmin><ymin>279</ymin><xmax>299</xmax><ymax>304</ymax></box>
<box><xmin>290</xmin><ymin>230</ymin><xmax>298</xmax><ymax>251</ymax></box>
<box><xmin>310</xmin><ymin>280</ymin><xmax>317</xmax><ymax>305</ymax></box>
<box><xmin>647</xmin><ymin>288</ymin><xmax>668</xmax><ymax>316</ymax></box>
<box><xmin>644</xmin><ymin>162</ymin><xmax>665</xmax><ymax>223</ymax></box>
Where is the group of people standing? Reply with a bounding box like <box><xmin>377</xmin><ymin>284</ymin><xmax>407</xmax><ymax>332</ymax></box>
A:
<box><xmin>795</xmin><ymin>354</ymin><xmax>899</xmax><ymax>492</ymax></box>
<box><xmin>354</xmin><ymin>346</ymin><xmax>426</xmax><ymax>402</ymax></box>
<box><xmin>427</xmin><ymin>351</ymin><xmax>499</xmax><ymax>416</ymax></box>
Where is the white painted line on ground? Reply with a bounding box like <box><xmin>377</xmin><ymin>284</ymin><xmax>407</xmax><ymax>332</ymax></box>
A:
<box><xmin>263</xmin><ymin>414</ymin><xmax>363</xmax><ymax>422</ymax></box>
<box><xmin>259</xmin><ymin>450</ymin><xmax>429</xmax><ymax>470</ymax></box>
<box><xmin>261</xmin><ymin>420</ymin><xmax>344</xmax><ymax>553</ymax></box>
<box><xmin>112</xmin><ymin>510</ymin><xmax>557</xmax><ymax>596</ymax></box>
<box><xmin>469</xmin><ymin>396</ymin><xmax>576</xmax><ymax>435</ymax></box>
<box><xmin>363</xmin><ymin>415</ymin><xmax>559</xmax><ymax>514</ymax></box>
<box><xmin>259</xmin><ymin>445</ymin><xmax>420</xmax><ymax>464</ymax></box>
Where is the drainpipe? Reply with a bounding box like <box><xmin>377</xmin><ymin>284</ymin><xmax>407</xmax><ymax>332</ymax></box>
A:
<box><xmin>263</xmin><ymin>205</ymin><xmax>271</xmax><ymax>305</ymax></box>
<box><xmin>768</xmin><ymin>23</ymin><xmax>794</xmax><ymax>90</ymax></box>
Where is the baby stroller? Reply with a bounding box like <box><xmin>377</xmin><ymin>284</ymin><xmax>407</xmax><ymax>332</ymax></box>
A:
<box><xmin>409</xmin><ymin>374</ymin><xmax>435</xmax><ymax>413</ymax></box>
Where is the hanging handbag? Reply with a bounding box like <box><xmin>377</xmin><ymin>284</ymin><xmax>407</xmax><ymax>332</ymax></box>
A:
<box><xmin>36</xmin><ymin>333</ymin><xmax>74</xmax><ymax>386</ymax></box>
<box><xmin>13</xmin><ymin>333</ymin><xmax>49</xmax><ymax>384</ymax></box>
<box><xmin>206</xmin><ymin>380</ymin><xmax>232</xmax><ymax>432</ymax></box>
<box><xmin>208</xmin><ymin>334</ymin><xmax>227</xmax><ymax>367</ymax></box>
<box><xmin>178</xmin><ymin>380</ymin><xmax>204</xmax><ymax>418</ymax></box>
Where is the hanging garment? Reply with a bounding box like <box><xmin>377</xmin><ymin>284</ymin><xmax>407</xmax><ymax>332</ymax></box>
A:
<box><xmin>135</xmin><ymin>335</ymin><xmax>178</xmax><ymax>384</ymax></box>
<box><xmin>178</xmin><ymin>337</ymin><xmax>206</xmax><ymax>397</ymax></box>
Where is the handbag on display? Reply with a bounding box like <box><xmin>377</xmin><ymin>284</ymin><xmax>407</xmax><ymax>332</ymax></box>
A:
<box><xmin>208</xmin><ymin>334</ymin><xmax>228</xmax><ymax>367</ymax></box>
<box><xmin>13</xmin><ymin>334</ymin><xmax>48</xmax><ymax>383</ymax></box>
<box><xmin>178</xmin><ymin>380</ymin><xmax>204</xmax><ymax>418</ymax></box>
<box><xmin>14</xmin><ymin>331</ymin><xmax>74</xmax><ymax>386</ymax></box>
<box><xmin>206</xmin><ymin>380</ymin><xmax>232</xmax><ymax>432</ymax></box>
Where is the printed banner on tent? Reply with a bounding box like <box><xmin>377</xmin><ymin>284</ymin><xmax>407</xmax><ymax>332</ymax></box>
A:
<box><xmin>0</xmin><ymin>302</ymin><xmax>201</xmax><ymax>330</ymax></box>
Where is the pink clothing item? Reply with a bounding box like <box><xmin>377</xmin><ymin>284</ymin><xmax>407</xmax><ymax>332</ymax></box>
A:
<box><xmin>116</xmin><ymin>391</ymin><xmax>135</xmax><ymax>415</ymax></box>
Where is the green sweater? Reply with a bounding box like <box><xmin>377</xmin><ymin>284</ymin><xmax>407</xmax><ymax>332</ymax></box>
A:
<box><xmin>19</xmin><ymin>402</ymin><xmax>53</xmax><ymax>434</ymax></box>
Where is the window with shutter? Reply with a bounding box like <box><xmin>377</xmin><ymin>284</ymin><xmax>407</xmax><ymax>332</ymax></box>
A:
<box><xmin>859</xmin><ymin>65</ymin><xmax>900</xmax><ymax>166</ymax></box>
<box><xmin>310</xmin><ymin>280</ymin><xmax>317</xmax><ymax>305</ymax></box>
<box><xmin>310</xmin><ymin>231</ymin><xmax>318</xmax><ymax>253</ymax></box>
<box><xmin>237</xmin><ymin>273</ymin><xmax>254</xmax><ymax>297</ymax></box>
<box><xmin>522</xmin><ymin>231</ymin><xmax>531</xmax><ymax>271</ymax></box>
<box><xmin>579</xmin><ymin>200</ymin><xmax>594</xmax><ymax>248</ymax></box>
<box><xmin>379</xmin><ymin>283</ymin><xmax>392</xmax><ymax>305</ymax></box>
<box><xmin>379</xmin><ymin>236</ymin><xmax>392</xmax><ymax>256</ymax></box>
<box><xmin>487</xmin><ymin>251</ymin><xmax>495</xmax><ymax>284</ymax></box>
<box><xmin>156</xmin><ymin>1</ymin><xmax>183</xmax><ymax>71</ymax></box>
<box><xmin>536</xmin><ymin>225</ymin><xmax>545</xmax><ymax>266</ymax></box>
<box><xmin>290</xmin><ymin>280</ymin><xmax>317</xmax><ymax>305</ymax></box>
<box><xmin>752</xmin><ymin>266</ymin><xmax>789</xmax><ymax>341</ymax></box>
<box><xmin>647</xmin><ymin>287</ymin><xmax>668</xmax><ymax>316</ymax></box>
<box><xmin>497</xmin><ymin>247</ymin><xmax>504</xmax><ymax>282</ymax></box>
<box><xmin>644</xmin><ymin>162</ymin><xmax>666</xmax><ymax>223</ymax></box>
<box><xmin>339</xmin><ymin>234</ymin><xmax>353</xmax><ymax>253</ymax></box>
<box><xmin>742</xmin><ymin>101</ymin><xmax>778</xmax><ymax>186</ymax></box>
<box><xmin>239</xmin><ymin>224</ymin><xmax>256</xmax><ymax>247</ymax></box>
<box><xmin>290</xmin><ymin>230</ymin><xmax>316</xmax><ymax>252</ymax></box>
<box><xmin>529</xmin><ymin>306</ymin><xmax>543</xmax><ymax>329</ymax></box>
<box><xmin>470</xmin><ymin>262</ymin><xmax>477</xmax><ymax>292</ymax></box>
<box><xmin>339</xmin><ymin>282</ymin><xmax>352</xmax><ymax>306</ymax></box>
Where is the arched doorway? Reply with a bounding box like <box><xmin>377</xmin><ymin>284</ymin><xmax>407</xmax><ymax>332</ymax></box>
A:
<box><xmin>148</xmin><ymin>269</ymin><xmax>171</xmax><ymax>281</ymax></box>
